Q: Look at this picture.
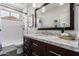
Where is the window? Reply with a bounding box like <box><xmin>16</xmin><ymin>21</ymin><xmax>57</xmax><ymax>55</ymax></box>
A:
<box><xmin>0</xmin><ymin>9</ymin><xmax>20</xmax><ymax>19</ymax></box>
<box><xmin>0</xmin><ymin>10</ymin><xmax>10</xmax><ymax>17</ymax></box>
<box><xmin>11</xmin><ymin>13</ymin><xmax>19</xmax><ymax>19</ymax></box>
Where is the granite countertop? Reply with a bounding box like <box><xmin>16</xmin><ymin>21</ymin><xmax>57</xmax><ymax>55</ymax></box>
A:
<box><xmin>24</xmin><ymin>34</ymin><xmax>79</xmax><ymax>52</ymax></box>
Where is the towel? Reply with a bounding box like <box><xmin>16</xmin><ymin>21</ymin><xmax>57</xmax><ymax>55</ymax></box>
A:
<box><xmin>0</xmin><ymin>44</ymin><xmax>2</xmax><ymax>51</ymax></box>
<box><xmin>0</xmin><ymin>41</ymin><xmax>2</xmax><ymax>52</ymax></box>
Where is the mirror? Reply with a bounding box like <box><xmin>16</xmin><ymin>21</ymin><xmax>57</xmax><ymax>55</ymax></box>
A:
<box><xmin>35</xmin><ymin>3</ymin><xmax>74</xmax><ymax>30</ymax></box>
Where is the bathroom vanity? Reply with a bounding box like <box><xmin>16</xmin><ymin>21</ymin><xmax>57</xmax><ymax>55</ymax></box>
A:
<box><xmin>25</xmin><ymin>3</ymin><xmax>79</xmax><ymax>56</ymax></box>
<box><xmin>23</xmin><ymin>34</ymin><xmax>79</xmax><ymax>56</ymax></box>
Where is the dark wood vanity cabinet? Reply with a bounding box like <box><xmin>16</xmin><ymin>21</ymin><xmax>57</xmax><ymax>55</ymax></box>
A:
<box><xmin>31</xmin><ymin>39</ymin><xmax>46</xmax><ymax>56</ymax></box>
<box><xmin>23</xmin><ymin>36</ymin><xmax>47</xmax><ymax>56</ymax></box>
<box><xmin>23</xmin><ymin>36</ymin><xmax>79</xmax><ymax>56</ymax></box>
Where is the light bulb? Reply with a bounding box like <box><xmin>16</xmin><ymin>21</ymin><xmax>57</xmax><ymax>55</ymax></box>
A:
<box><xmin>33</xmin><ymin>3</ymin><xmax>36</xmax><ymax>8</ymax></box>
<box><xmin>59</xmin><ymin>3</ymin><xmax>64</xmax><ymax>5</ymax></box>
<box><xmin>42</xmin><ymin>7</ymin><xmax>45</xmax><ymax>13</ymax></box>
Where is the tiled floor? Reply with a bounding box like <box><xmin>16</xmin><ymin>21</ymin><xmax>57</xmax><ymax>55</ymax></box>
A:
<box><xmin>0</xmin><ymin>53</ymin><xmax>23</xmax><ymax>56</ymax></box>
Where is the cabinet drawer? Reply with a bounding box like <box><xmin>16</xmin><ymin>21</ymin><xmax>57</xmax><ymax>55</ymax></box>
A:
<box><xmin>32</xmin><ymin>49</ymin><xmax>41</xmax><ymax>56</ymax></box>
<box><xmin>32</xmin><ymin>52</ymin><xmax>39</xmax><ymax>56</ymax></box>
<box><xmin>32</xmin><ymin>42</ymin><xmax>39</xmax><ymax>47</ymax></box>
<box><xmin>24</xmin><ymin>42</ymin><xmax>30</xmax><ymax>47</ymax></box>
<box><xmin>47</xmin><ymin>50</ymin><xmax>61</xmax><ymax>56</ymax></box>
<box><xmin>47</xmin><ymin>44</ymin><xmax>79</xmax><ymax>56</ymax></box>
<box><xmin>23</xmin><ymin>46</ymin><xmax>32</xmax><ymax>56</ymax></box>
<box><xmin>31</xmin><ymin>39</ymin><xmax>42</xmax><ymax>46</ymax></box>
<box><xmin>31</xmin><ymin>39</ymin><xmax>46</xmax><ymax>56</ymax></box>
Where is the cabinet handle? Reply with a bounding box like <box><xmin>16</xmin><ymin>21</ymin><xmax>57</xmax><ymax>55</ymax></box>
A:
<box><xmin>49</xmin><ymin>51</ymin><xmax>61</xmax><ymax>56</ymax></box>
<box><xmin>25</xmin><ymin>39</ymin><xmax>27</xmax><ymax>42</ymax></box>
<box><xmin>33</xmin><ymin>52</ymin><xmax>38</xmax><ymax>56</ymax></box>
<box><xmin>33</xmin><ymin>43</ymin><xmax>38</xmax><ymax>46</ymax></box>
<box><xmin>25</xmin><ymin>46</ymin><xmax>27</xmax><ymax>49</ymax></box>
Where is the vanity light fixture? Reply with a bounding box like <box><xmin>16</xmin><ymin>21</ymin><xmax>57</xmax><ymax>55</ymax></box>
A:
<box><xmin>32</xmin><ymin>3</ymin><xmax>36</xmax><ymax>8</ymax></box>
<box><xmin>42</xmin><ymin>7</ymin><xmax>45</xmax><ymax>13</ymax></box>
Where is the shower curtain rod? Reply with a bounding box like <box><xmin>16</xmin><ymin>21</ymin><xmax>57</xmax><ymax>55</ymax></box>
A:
<box><xmin>0</xmin><ymin>4</ymin><xmax>27</xmax><ymax>15</ymax></box>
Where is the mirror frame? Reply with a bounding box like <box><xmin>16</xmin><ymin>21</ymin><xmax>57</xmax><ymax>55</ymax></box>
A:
<box><xmin>35</xmin><ymin>3</ymin><xmax>74</xmax><ymax>30</ymax></box>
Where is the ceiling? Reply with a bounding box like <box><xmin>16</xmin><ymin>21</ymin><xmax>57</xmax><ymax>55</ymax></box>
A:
<box><xmin>0</xmin><ymin>3</ymin><xmax>44</xmax><ymax>10</ymax></box>
<box><xmin>0</xmin><ymin>3</ymin><xmax>44</xmax><ymax>15</ymax></box>
<box><xmin>0</xmin><ymin>3</ymin><xmax>26</xmax><ymax>10</ymax></box>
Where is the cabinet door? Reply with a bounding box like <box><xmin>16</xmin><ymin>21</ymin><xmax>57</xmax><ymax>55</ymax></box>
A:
<box><xmin>23</xmin><ymin>37</ymin><xmax>32</xmax><ymax>56</ymax></box>
<box><xmin>31</xmin><ymin>39</ymin><xmax>46</xmax><ymax>56</ymax></box>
